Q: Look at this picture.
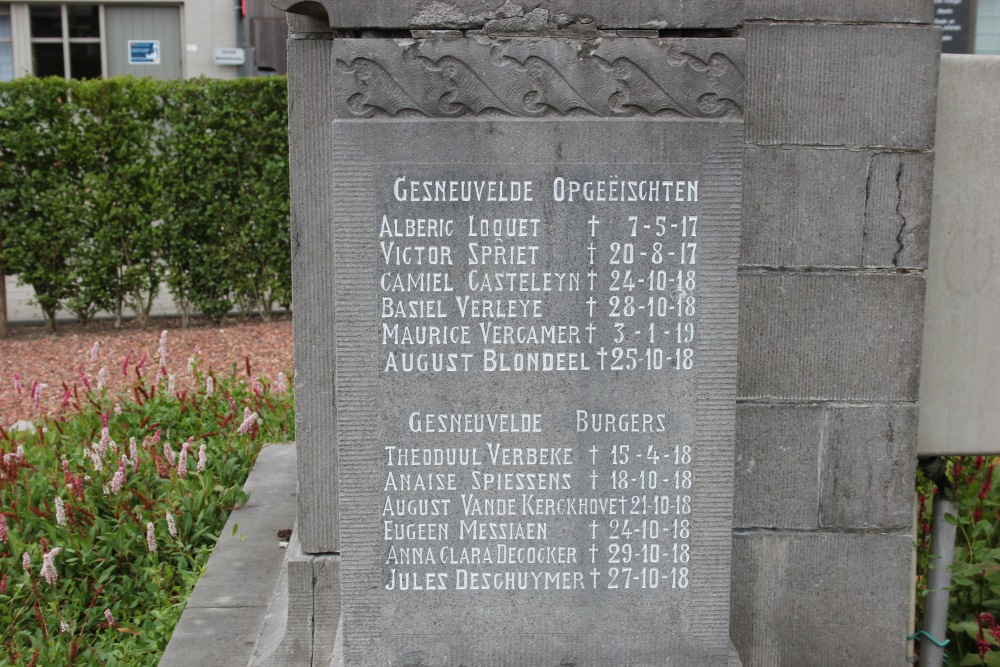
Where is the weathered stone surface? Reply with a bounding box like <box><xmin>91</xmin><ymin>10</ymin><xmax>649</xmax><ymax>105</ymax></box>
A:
<box><xmin>731</xmin><ymin>532</ymin><xmax>913</xmax><ymax>667</ymax></box>
<box><xmin>285</xmin><ymin>11</ymin><xmax>332</xmax><ymax>35</ymax></box>
<box><xmin>741</xmin><ymin>147</ymin><xmax>868</xmax><ymax>267</ymax></box>
<box><xmin>288</xmin><ymin>36</ymin><xmax>339</xmax><ymax>554</ymax></box>
<box><xmin>312</xmin><ymin>556</ymin><xmax>342</xmax><ymax>665</ymax></box>
<box><xmin>327</xmin><ymin>37</ymin><xmax>744</xmax><ymax>663</ymax></box>
<box><xmin>273</xmin><ymin>0</ymin><xmax>744</xmax><ymax>30</ymax></box>
<box><xmin>332</xmin><ymin>37</ymin><xmax>745</xmax><ymax>118</ymax></box>
<box><xmin>734</xmin><ymin>404</ymin><xmax>822</xmax><ymax>529</ymax></box>
<box><xmin>862</xmin><ymin>151</ymin><xmax>934</xmax><ymax>269</ymax></box>
<box><xmin>332</xmin><ymin>113</ymin><xmax>743</xmax><ymax>666</ymax></box>
<box><xmin>746</xmin><ymin>0</ymin><xmax>934</xmax><ymax>24</ymax></box>
<box><xmin>274</xmin><ymin>2</ymin><xmax>941</xmax><ymax>664</ymax></box>
<box><xmin>738</xmin><ymin>273</ymin><xmax>925</xmax><ymax>401</ymax></box>
<box><xmin>746</xmin><ymin>23</ymin><xmax>941</xmax><ymax>148</ymax></box>
<box><xmin>819</xmin><ymin>405</ymin><xmax>918</xmax><ymax>529</ymax></box>
<box><xmin>250</xmin><ymin>534</ymin><xmax>342</xmax><ymax>667</ymax></box>
<box><xmin>249</xmin><ymin>537</ymin><xmax>316</xmax><ymax>667</ymax></box>
<box><xmin>742</xmin><ymin>147</ymin><xmax>933</xmax><ymax>268</ymax></box>
<box><xmin>160</xmin><ymin>607</ymin><xmax>262</xmax><ymax>666</ymax></box>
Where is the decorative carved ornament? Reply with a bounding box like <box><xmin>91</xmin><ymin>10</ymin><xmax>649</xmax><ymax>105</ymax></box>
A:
<box><xmin>331</xmin><ymin>38</ymin><xmax>744</xmax><ymax>119</ymax></box>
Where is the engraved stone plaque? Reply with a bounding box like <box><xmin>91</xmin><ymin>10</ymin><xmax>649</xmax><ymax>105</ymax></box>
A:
<box><xmin>330</xmin><ymin>37</ymin><xmax>744</xmax><ymax>667</ymax></box>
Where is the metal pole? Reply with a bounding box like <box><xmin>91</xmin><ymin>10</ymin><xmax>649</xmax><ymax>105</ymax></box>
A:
<box><xmin>920</xmin><ymin>457</ymin><xmax>957</xmax><ymax>667</ymax></box>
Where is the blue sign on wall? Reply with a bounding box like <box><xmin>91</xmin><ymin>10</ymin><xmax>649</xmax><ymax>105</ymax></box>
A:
<box><xmin>128</xmin><ymin>40</ymin><xmax>161</xmax><ymax>65</ymax></box>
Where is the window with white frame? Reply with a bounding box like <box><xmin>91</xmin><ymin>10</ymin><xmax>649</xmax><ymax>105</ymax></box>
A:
<box><xmin>0</xmin><ymin>5</ymin><xmax>13</xmax><ymax>81</ymax></box>
<box><xmin>30</xmin><ymin>3</ymin><xmax>101</xmax><ymax>79</ymax></box>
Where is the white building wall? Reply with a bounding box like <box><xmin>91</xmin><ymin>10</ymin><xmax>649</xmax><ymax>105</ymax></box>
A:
<box><xmin>6</xmin><ymin>0</ymin><xmax>239</xmax><ymax>79</ymax></box>
<box><xmin>180</xmin><ymin>0</ymin><xmax>239</xmax><ymax>78</ymax></box>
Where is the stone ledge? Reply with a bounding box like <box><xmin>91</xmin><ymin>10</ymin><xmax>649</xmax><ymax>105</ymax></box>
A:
<box><xmin>158</xmin><ymin>443</ymin><xmax>298</xmax><ymax>667</ymax></box>
<box><xmin>745</xmin><ymin>1</ymin><xmax>934</xmax><ymax>25</ymax></box>
<box><xmin>272</xmin><ymin>0</ymin><xmax>743</xmax><ymax>31</ymax></box>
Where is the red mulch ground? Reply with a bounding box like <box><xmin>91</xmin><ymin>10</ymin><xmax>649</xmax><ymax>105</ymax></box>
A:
<box><xmin>0</xmin><ymin>315</ymin><xmax>293</xmax><ymax>428</ymax></box>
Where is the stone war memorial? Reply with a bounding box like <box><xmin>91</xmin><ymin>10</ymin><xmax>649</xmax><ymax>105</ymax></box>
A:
<box><xmin>252</xmin><ymin>1</ymin><xmax>941</xmax><ymax>666</ymax></box>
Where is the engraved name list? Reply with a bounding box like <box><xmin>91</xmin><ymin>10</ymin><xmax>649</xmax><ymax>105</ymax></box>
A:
<box><xmin>378</xmin><ymin>164</ymin><xmax>702</xmax><ymax>597</ymax></box>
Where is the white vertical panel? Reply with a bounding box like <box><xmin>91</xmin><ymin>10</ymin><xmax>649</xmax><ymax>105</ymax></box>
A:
<box><xmin>181</xmin><ymin>0</ymin><xmax>237</xmax><ymax>78</ymax></box>
<box><xmin>919</xmin><ymin>55</ymin><xmax>1000</xmax><ymax>455</ymax></box>
<box><xmin>10</xmin><ymin>3</ymin><xmax>30</xmax><ymax>77</ymax></box>
<box><xmin>977</xmin><ymin>0</ymin><xmax>1000</xmax><ymax>54</ymax></box>
<box><xmin>0</xmin><ymin>5</ymin><xmax>12</xmax><ymax>80</ymax></box>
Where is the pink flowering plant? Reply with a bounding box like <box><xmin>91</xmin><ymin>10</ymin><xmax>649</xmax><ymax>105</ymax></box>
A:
<box><xmin>0</xmin><ymin>336</ymin><xmax>294</xmax><ymax>665</ymax></box>
<box><xmin>916</xmin><ymin>456</ymin><xmax>1000</xmax><ymax>666</ymax></box>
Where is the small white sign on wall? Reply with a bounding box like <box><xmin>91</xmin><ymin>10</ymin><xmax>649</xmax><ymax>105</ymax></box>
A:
<box><xmin>213</xmin><ymin>47</ymin><xmax>245</xmax><ymax>66</ymax></box>
<box><xmin>128</xmin><ymin>40</ymin><xmax>161</xmax><ymax>65</ymax></box>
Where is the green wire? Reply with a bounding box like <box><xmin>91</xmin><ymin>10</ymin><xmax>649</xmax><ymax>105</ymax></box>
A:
<box><xmin>908</xmin><ymin>630</ymin><xmax>950</xmax><ymax>663</ymax></box>
<box><xmin>908</xmin><ymin>630</ymin><xmax>950</xmax><ymax>648</ymax></box>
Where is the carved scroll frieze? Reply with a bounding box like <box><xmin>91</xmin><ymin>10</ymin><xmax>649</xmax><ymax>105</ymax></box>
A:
<box><xmin>331</xmin><ymin>38</ymin><xmax>745</xmax><ymax>119</ymax></box>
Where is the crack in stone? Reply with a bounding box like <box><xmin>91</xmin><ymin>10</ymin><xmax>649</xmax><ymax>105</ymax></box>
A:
<box><xmin>309</xmin><ymin>563</ymin><xmax>317</xmax><ymax>666</ymax></box>
<box><xmin>861</xmin><ymin>152</ymin><xmax>875</xmax><ymax>261</ymax></box>
<box><xmin>892</xmin><ymin>161</ymin><xmax>907</xmax><ymax>268</ymax></box>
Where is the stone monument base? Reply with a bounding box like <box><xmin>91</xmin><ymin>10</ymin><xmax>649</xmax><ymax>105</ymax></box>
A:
<box><xmin>250</xmin><ymin>545</ymin><xmax>744</xmax><ymax>667</ymax></box>
<box><xmin>250</xmin><ymin>533</ymin><xmax>340</xmax><ymax>667</ymax></box>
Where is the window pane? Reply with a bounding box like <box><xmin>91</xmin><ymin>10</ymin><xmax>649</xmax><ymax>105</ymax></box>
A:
<box><xmin>30</xmin><ymin>5</ymin><xmax>62</xmax><ymax>38</ymax></box>
<box><xmin>32</xmin><ymin>42</ymin><xmax>64</xmax><ymax>77</ymax></box>
<box><xmin>0</xmin><ymin>12</ymin><xmax>12</xmax><ymax>40</ymax></box>
<box><xmin>68</xmin><ymin>5</ymin><xmax>99</xmax><ymax>38</ymax></box>
<box><xmin>0</xmin><ymin>43</ymin><xmax>12</xmax><ymax>81</ymax></box>
<box><xmin>70</xmin><ymin>42</ymin><xmax>100</xmax><ymax>79</ymax></box>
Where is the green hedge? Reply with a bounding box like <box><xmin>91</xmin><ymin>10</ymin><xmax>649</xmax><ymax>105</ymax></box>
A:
<box><xmin>0</xmin><ymin>76</ymin><xmax>290</xmax><ymax>329</ymax></box>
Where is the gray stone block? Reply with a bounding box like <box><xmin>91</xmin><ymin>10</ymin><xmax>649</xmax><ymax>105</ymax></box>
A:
<box><xmin>734</xmin><ymin>404</ymin><xmax>822</xmax><ymax>529</ymax></box>
<box><xmin>274</xmin><ymin>0</ymin><xmax>743</xmax><ymax>30</ymax></box>
<box><xmin>312</xmin><ymin>556</ymin><xmax>342</xmax><ymax>666</ymax></box>
<box><xmin>250</xmin><ymin>533</ymin><xmax>342</xmax><ymax>667</ymax></box>
<box><xmin>742</xmin><ymin>146</ymin><xmax>936</xmax><ymax>269</ymax></box>
<box><xmin>738</xmin><ymin>273</ymin><xmax>925</xmax><ymax>401</ymax></box>
<box><xmin>746</xmin><ymin>1</ymin><xmax>934</xmax><ymax>24</ymax></box>
<box><xmin>730</xmin><ymin>532</ymin><xmax>913</xmax><ymax>667</ymax></box>
<box><xmin>742</xmin><ymin>147</ymin><xmax>934</xmax><ymax>269</ymax></box>
<box><xmin>288</xmin><ymin>36</ymin><xmax>339</xmax><ymax>554</ymax></box>
<box><xmin>746</xmin><ymin>23</ymin><xmax>941</xmax><ymax>148</ymax></box>
<box><xmin>286</xmin><ymin>12</ymin><xmax>333</xmax><ymax>35</ymax></box>
<box><xmin>820</xmin><ymin>405</ymin><xmax>918</xmax><ymax>529</ymax></box>
<box><xmin>329</xmin><ymin>114</ymin><xmax>743</xmax><ymax>667</ymax></box>
<box><xmin>249</xmin><ymin>544</ymin><xmax>314</xmax><ymax>667</ymax></box>
<box><xmin>741</xmin><ymin>147</ymin><xmax>868</xmax><ymax>267</ymax></box>
<box><xmin>862</xmin><ymin>151</ymin><xmax>934</xmax><ymax>269</ymax></box>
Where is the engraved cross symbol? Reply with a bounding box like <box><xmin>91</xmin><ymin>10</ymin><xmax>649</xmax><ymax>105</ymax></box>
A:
<box><xmin>588</xmin><ymin>215</ymin><xmax>601</xmax><ymax>237</ymax></box>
